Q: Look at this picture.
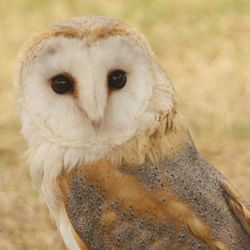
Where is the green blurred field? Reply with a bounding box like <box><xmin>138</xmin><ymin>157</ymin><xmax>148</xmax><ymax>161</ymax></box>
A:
<box><xmin>0</xmin><ymin>0</ymin><xmax>249</xmax><ymax>249</ymax></box>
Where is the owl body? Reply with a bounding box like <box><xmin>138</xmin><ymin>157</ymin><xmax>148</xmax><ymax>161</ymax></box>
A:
<box><xmin>15</xmin><ymin>17</ymin><xmax>250</xmax><ymax>249</ymax></box>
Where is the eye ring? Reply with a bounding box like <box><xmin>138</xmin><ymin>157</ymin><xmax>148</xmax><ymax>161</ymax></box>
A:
<box><xmin>108</xmin><ymin>70</ymin><xmax>127</xmax><ymax>90</ymax></box>
<box><xmin>51</xmin><ymin>74</ymin><xmax>74</xmax><ymax>94</ymax></box>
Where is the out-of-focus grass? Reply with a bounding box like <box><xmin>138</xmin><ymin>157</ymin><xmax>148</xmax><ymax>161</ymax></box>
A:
<box><xmin>0</xmin><ymin>0</ymin><xmax>249</xmax><ymax>249</ymax></box>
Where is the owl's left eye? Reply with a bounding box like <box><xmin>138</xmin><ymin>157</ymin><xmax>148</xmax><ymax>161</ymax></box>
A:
<box><xmin>51</xmin><ymin>74</ymin><xmax>74</xmax><ymax>94</ymax></box>
<box><xmin>108</xmin><ymin>70</ymin><xmax>127</xmax><ymax>90</ymax></box>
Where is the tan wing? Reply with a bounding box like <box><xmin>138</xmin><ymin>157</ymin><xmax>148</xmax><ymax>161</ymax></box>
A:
<box><xmin>221</xmin><ymin>179</ymin><xmax>250</xmax><ymax>234</ymax></box>
<box><xmin>58</xmin><ymin>159</ymin><xmax>226</xmax><ymax>250</ymax></box>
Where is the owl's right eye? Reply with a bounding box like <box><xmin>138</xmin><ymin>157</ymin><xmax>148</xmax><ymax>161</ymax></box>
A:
<box><xmin>51</xmin><ymin>74</ymin><xmax>74</xmax><ymax>94</ymax></box>
<box><xmin>108</xmin><ymin>70</ymin><xmax>127</xmax><ymax>90</ymax></box>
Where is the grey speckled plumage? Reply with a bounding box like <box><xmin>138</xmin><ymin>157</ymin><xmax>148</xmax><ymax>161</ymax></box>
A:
<box><xmin>67</xmin><ymin>135</ymin><xmax>250</xmax><ymax>249</ymax></box>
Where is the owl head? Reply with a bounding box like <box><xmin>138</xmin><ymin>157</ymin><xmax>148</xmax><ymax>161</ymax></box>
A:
<box><xmin>14</xmin><ymin>16</ymin><xmax>176</xmax><ymax>167</ymax></box>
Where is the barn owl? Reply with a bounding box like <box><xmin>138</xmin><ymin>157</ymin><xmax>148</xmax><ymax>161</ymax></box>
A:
<box><xmin>14</xmin><ymin>16</ymin><xmax>250</xmax><ymax>249</ymax></box>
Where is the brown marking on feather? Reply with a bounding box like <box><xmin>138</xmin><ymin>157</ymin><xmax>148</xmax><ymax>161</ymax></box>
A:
<box><xmin>77</xmin><ymin>160</ymin><xmax>174</xmax><ymax>222</ymax></box>
<box><xmin>71</xmin><ymin>159</ymin><xmax>226</xmax><ymax>250</ymax></box>
<box><xmin>205</xmin><ymin>192</ymin><xmax>215</xmax><ymax>202</ymax></box>
<box><xmin>156</xmin><ymin>189</ymin><xmax>226</xmax><ymax>250</ymax></box>
<box><xmin>84</xmin><ymin>24</ymin><xmax>132</xmax><ymax>46</ymax></box>
<box><xmin>151</xmin><ymin>239</ymin><xmax>161</xmax><ymax>249</ymax></box>
<box><xmin>140</xmin><ymin>230</ymin><xmax>149</xmax><ymax>241</ymax></box>
<box><xmin>101</xmin><ymin>210</ymin><xmax>118</xmax><ymax>230</ymax></box>
<box><xmin>222</xmin><ymin>179</ymin><xmax>250</xmax><ymax>234</ymax></box>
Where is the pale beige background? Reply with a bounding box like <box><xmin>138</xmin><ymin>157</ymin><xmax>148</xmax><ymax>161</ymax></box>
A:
<box><xmin>0</xmin><ymin>0</ymin><xmax>249</xmax><ymax>249</ymax></box>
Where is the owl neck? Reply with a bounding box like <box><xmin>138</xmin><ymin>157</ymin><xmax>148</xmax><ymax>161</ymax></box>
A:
<box><xmin>105</xmin><ymin>112</ymin><xmax>198</xmax><ymax>167</ymax></box>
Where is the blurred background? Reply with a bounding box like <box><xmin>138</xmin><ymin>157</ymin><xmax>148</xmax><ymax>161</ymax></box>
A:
<box><xmin>0</xmin><ymin>0</ymin><xmax>249</xmax><ymax>249</ymax></box>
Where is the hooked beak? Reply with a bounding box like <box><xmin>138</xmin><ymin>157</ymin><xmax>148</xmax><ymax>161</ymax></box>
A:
<box><xmin>77</xmin><ymin>80</ymin><xmax>107</xmax><ymax>130</ymax></box>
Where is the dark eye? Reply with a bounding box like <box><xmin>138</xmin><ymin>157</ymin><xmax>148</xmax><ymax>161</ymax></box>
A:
<box><xmin>51</xmin><ymin>74</ymin><xmax>74</xmax><ymax>94</ymax></box>
<box><xmin>108</xmin><ymin>70</ymin><xmax>127</xmax><ymax>90</ymax></box>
